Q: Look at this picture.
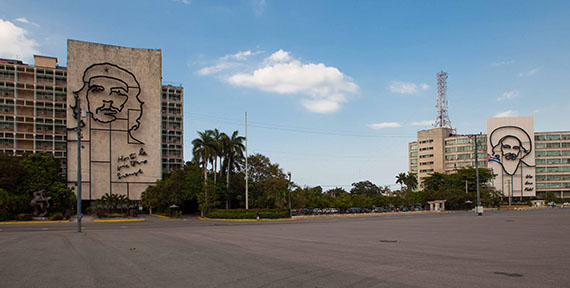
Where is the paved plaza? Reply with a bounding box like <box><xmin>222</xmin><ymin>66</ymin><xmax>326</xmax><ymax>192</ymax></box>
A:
<box><xmin>1</xmin><ymin>209</ymin><xmax>569</xmax><ymax>287</ymax></box>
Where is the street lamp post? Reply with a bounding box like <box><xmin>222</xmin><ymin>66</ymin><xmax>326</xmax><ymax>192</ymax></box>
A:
<box><xmin>76</xmin><ymin>97</ymin><xmax>82</xmax><ymax>232</ymax></box>
<box><xmin>474</xmin><ymin>133</ymin><xmax>483</xmax><ymax>216</ymax></box>
<box><xmin>287</xmin><ymin>172</ymin><xmax>292</xmax><ymax>217</ymax></box>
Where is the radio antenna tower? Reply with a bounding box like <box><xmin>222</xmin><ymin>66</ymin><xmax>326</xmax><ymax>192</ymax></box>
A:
<box><xmin>434</xmin><ymin>71</ymin><xmax>451</xmax><ymax>128</ymax></box>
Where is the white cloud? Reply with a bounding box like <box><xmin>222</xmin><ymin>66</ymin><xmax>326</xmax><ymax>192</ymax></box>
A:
<box><xmin>221</xmin><ymin>50</ymin><xmax>263</xmax><ymax>61</ymax></box>
<box><xmin>411</xmin><ymin>120</ymin><xmax>434</xmax><ymax>126</ymax></box>
<box><xmin>197</xmin><ymin>50</ymin><xmax>263</xmax><ymax>75</ymax></box>
<box><xmin>388</xmin><ymin>81</ymin><xmax>429</xmax><ymax>95</ymax></box>
<box><xmin>497</xmin><ymin>90</ymin><xmax>519</xmax><ymax>101</ymax></box>
<box><xmin>197</xmin><ymin>62</ymin><xmax>240</xmax><ymax>76</ymax></box>
<box><xmin>265</xmin><ymin>49</ymin><xmax>291</xmax><ymax>63</ymax></box>
<box><xmin>252</xmin><ymin>0</ymin><xmax>266</xmax><ymax>16</ymax></box>
<box><xmin>491</xmin><ymin>60</ymin><xmax>514</xmax><ymax>67</ymax></box>
<box><xmin>0</xmin><ymin>19</ymin><xmax>39</xmax><ymax>60</ymax></box>
<box><xmin>173</xmin><ymin>0</ymin><xmax>191</xmax><ymax>4</ymax></box>
<box><xmin>518</xmin><ymin>67</ymin><xmax>540</xmax><ymax>77</ymax></box>
<box><xmin>367</xmin><ymin>122</ymin><xmax>401</xmax><ymax>129</ymax></box>
<box><xmin>228</xmin><ymin>50</ymin><xmax>358</xmax><ymax>114</ymax></box>
<box><xmin>495</xmin><ymin>110</ymin><xmax>517</xmax><ymax>117</ymax></box>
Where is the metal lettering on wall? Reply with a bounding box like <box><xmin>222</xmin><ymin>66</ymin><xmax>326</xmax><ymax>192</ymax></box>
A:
<box><xmin>117</xmin><ymin>148</ymin><xmax>148</xmax><ymax>179</ymax></box>
<box><xmin>488</xmin><ymin>126</ymin><xmax>535</xmax><ymax>176</ymax></box>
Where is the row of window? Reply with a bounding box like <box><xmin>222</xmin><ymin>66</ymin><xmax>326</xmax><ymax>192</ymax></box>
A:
<box><xmin>536</xmin><ymin>174</ymin><xmax>570</xmax><ymax>181</ymax></box>
<box><xmin>536</xmin><ymin>150</ymin><xmax>570</xmax><ymax>157</ymax></box>
<box><xmin>536</xmin><ymin>158</ymin><xmax>570</xmax><ymax>165</ymax></box>
<box><xmin>536</xmin><ymin>182</ymin><xmax>570</xmax><ymax>189</ymax></box>
<box><xmin>420</xmin><ymin>154</ymin><xmax>433</xmax><ymax>159</ymax></box>
<box><xmin>445</xmin><ymin>153</ymin><xmax>486</xmax><ymax>161</ymax></box>
<box><xmin>419</xmin><ymin>139</ymin><xmax>433</xmax><ymax>144</ymax></box>
<box><xmin>536</xmin><ymin>142</ymin><xmax>570</xmax><ymax>149</ymax></box>
<box><xmin>445</xmin><ymin>145</ymin><xmax>488</xmax><ymax>153</ymax></box>
<box><xmin>420</xmin><ymin>161</ymin><xmax>434</xmax><ymax>166</ymax></box>
<box><xmin>535</xmin><ymin>134</ymin><xmax>570</xmax><ymax>141</ymax></box>
<box><xmin>419</xmin><ymin>146</ymin><xmax>433</xmax><ymax>151</ymax></box>
<box><xmin>420</xmin><ymin>169</ymin><xmax>434</xmax><ymax>173</ymax></box>
<box><xmin>536</xmin><ymin>166</ymin><xmax>570</xmax><ymax>173</ymax></box>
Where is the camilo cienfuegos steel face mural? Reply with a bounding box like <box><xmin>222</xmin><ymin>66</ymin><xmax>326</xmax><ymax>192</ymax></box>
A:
<box><xmin>67</xmin><ymin>40</ymin><xmax>162</xmax><ymax>201</ymax></box>
<box><xmin>487</xmin><ymin>117</ymin><xmax>536</xmax><ymax>198</ymax></box>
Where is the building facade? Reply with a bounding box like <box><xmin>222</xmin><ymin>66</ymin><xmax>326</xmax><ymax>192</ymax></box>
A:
<box><xmin>0</xmin><ymin>56</ymin><xmax>68</xmax><ymax>174</ymax></box>
<box><xmin>409</xmin><ymin>116</ymin><xmax>569</xmax><ymax>199</ymax></box>
<box><xmin>0</xmin><ymin>45</ymin><xmax>185</xmax><ymax>200</ymax></box>
<box><xmin>161</xmin><ymin>85</ymin><xmax>184</xmax><ymax>174</ymax></box>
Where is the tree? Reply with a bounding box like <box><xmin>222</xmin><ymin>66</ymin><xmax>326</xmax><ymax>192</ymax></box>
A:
<box><xmin>396</xmin><ymin>172</ymin><xmax>406</xmax><ymax>191</ymax></box>
<box><xmin>350</xmin><ymin>181</ymin><xmax>381</xmax><ymax>197</ymax></box>
<box><xmin>404</xmin><ymin>173</ymin><xmax>418</xmax><ymax>192</ymax></box>
<box><xmin>192</xmin><ymin>130</ymin><xmax>216</xmax><ymax>213</ymax></box>
<box><xmin>222</xmin><ymin>130</ymin><xmax>245</xmax><ymax>208</ymax></box>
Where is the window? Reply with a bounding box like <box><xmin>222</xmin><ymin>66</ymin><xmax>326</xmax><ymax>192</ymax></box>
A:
<box><xmin>420</xmin><ymin>169</ymin><xmax>434</xmax><ymax>173</ymax></box>
<box><xmin>410</xmin><ymin>159</ymin><xmax>417</xmax><ymax>164</ymax></box>
<box><xmin>419</xmin><ymin>139</ymin><xmax>433</xmax><ymax>144</ymax></box>
<box><xmin>420</xmin><ymin>154</ymin><xmax>433</xmax><ymax>159</ymax></box>
<box><xmin>456</xmin><ymin>138</ymin><xmax>470</xmax><ymax>144</ymax></box>
<box><xmin>420</xmin><ymin>146</ymin><xmax>434</xmax><ymax>151</ymax></box>
<box><xmin>410</xmin><ymin>144</ymin><xmax>418</xmax><ymax>150</ymax></box>
<box><xmin>445</xmin><ymin>147</ymin><xmax>456</xmax><ymax>153</ymax></box>
<box><xmin>445</xmin><ymin>140</ymin><xmax>456</xmax><ymax>145</ymax></box>
<box><xmin>410</xmin><ymin>152</ymin><xmax>418</xmax><ymax>157</ymax></box>
<box><xmin>420</xmin><ymin>161</ymin><xmax>434</xmax><ymax>166</ymax></box>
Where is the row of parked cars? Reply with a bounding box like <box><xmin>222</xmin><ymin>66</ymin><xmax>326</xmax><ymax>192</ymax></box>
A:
<box><xmin>292</xmin><ymin>206</ymin><xmax>425</xmax><ymax>216</ymax></box>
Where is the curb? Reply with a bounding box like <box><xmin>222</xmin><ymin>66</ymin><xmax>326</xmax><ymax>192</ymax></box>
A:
<box><xmin>198</xmin><ymin>217</ymin><xmax>295</xmax><ymax>222</ymax></box>
<box><xmin>93</xmin><ymin>218</ymin><xmax>145</xmax><ymax>222</ymax></box>
<box><xmin>149</xmin><ymin>214</ymin><xmax>171</xmax><ymax>219</ymax></box>
<box><xmin>0</xmin><ymin>220</ymin><xmax>70</xmax><ymax>224</ymax></box>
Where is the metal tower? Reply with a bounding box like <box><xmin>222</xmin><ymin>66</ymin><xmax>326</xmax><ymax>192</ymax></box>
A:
<box><xmin>434</xmin><ymin>71</ymin><xmax>451</xmax><ymax>128</ymax></box>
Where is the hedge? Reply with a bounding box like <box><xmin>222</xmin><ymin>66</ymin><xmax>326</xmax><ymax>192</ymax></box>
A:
<box><xmin>207</xmin><ymin>209</ymin><xmax>290</xmax><ymax>219</ymax></box>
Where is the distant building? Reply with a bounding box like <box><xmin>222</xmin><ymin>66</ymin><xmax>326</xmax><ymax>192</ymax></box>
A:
<box><xmin>0</xmin><ymin>53</ymin><xmax>185</xmax><ymax>194</ymax></box>
<box><xmin>0</xmin><ymin>55</ymin><xmax>68</xmax><ymax>174</ymax></box>
<box><xmin>161</xmin><ymin>85</ymin><xmax>184</xmax><ymax>174</ymax></box>
<box><xmin>409</xmin><ymin>116</ymin><xmax>569</xmax><ymax>199</ymax></box>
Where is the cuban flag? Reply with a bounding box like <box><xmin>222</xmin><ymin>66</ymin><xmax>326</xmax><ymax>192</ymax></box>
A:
<box><xmin>487</xmin><ymin>153</ymin><xmax>501</xmax><ymax>163</ymax></box>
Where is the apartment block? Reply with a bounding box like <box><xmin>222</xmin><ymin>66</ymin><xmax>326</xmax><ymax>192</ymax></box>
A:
<box><xmin>161</xmin><ymin>85</ymin><xmax>184</xmax><ymax>174</ymax></box>
<box><xmin>534</xmin><ymin>132</ymin><xmax>570</xmax><ymax>198</ymax></box>
<box><xmin>0</xmin><ymin>56</ymin><xmax>68</xmax><ymax>173</ymax></box>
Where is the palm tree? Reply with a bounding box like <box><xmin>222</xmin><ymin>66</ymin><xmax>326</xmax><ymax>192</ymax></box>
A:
<box><xmin>396</xmin><ymin>172</ymin><xmax>406</xmax><ymax>192</ymax></box>
<box><xmin>404</xmin><ymin>173</ymin><xmax>418</xmax><ymax>192</ymax></box>
<box><xmin>223</xmin><ymin>130</ymin><xmax>245</xmax><ymax>191</ymax></box>
<box><xmin>210</xmin><ymin>129</ymin><xmax>224</xmax><ymax>185</ymax></box>
<box><xmin>192</xmin><ymin>130</ymin><xmax>216</xmax><ymax>212</ymax></box>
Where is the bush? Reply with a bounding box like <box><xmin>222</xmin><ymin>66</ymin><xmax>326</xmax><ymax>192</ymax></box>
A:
<box><xmin>17</xmin><ymin>213</ymin><xmax>32</xmax><ymax>221</ymax></box>
<box><xmin>207</xmin><ymin>209</ymin><xmax>289</xmax><ymax>219</ymax></box>
<box><xmin>49</xmin><ymin>212</ymin><xmax>64</xmax><ymax>220</ymax></box>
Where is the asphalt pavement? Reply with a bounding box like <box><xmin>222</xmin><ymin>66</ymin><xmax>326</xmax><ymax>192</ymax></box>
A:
<box><xmin>1</xmin><ymin>209</ymin><xmax>569</xmax><ymax>287</ymax></box>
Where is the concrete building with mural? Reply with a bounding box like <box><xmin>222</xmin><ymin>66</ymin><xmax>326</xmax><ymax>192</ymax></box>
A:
<box><xmin>408</xmin><ymin>116</ymin><xmax>570</xmax><ymax>199</ymax></box>
<box><xmin>0</xmin><ymin>40</ymin><xmax>184</xmax><ymax>202</ymax></box>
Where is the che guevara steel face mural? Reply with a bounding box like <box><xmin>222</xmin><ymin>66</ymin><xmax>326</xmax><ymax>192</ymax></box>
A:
<box><xmin>71</xmin><ymin>63</ymin><xmax>144</xmax><ymax>144</ymax></box>
<box><xmin>488</xmin><ymin>126</ymin><xmax>535</xmax><ymax>176</ymax></box>
<box><xmin>66</xmin><ymin>40</ymin><xmax>162</xmax><ymax>201</ymax></box>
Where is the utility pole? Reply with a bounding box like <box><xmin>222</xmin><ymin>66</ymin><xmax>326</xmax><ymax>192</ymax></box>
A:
<box><xmin>245</xmin><ymin>112</ymin><xmax>248</xmax><ymax>210</ymax></box>
<box><xmin>288</xmin><ymin>172</ymin><xmax>292</xmax><ymax>217</ymax></box>
<box><xmin>76</xmin><ymin>97</ymin><xmax>82</xmax><ymax>232</ymax></box>
<box><xmin>475</xmin><ymin>133</ymin><xmax>482</xmax><ymax>216</ymax></box>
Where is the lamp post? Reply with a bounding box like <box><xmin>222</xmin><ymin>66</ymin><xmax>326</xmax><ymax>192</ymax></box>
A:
<box><xmin>287</xmin><ymin>172</ymin><xmax>292</xmax><ymax>217</ymax></box>
<box><xmin>473</xmin><ymin>133</ymin><xmax>483</xmax><ymax>216</ymax></box>
<box><xmin>76</xmin><ymin>97</ymin><xmax>83</xmax><ymax>232</ymax></box>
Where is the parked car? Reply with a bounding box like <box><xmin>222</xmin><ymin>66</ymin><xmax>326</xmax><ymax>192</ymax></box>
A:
<box><xmin>312</xmin><ymin>208</ymin><xmax>323</xmax><ymax>214</ymax></box>
<box><xmin>329</xmin><ymin>208</ymin><xmax>339</xmax><ymax>214</ymax></box>
<box><xmin>346</xmin><ymin>207</ymin><xmax>362</xmax><ymax>213</ymax></box>
<box><xmin>373</xmin><ymin>207</ymin><xmax>385</xmax><ymax>213</ymax></box>
<box><xmin>361</xmin><ymin>208</ymin><xmax>371</xmax><ymax>213</ymax></box>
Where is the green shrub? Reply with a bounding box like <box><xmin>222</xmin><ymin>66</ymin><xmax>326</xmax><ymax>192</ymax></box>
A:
<box><xmin>48</xmin><ymin>212</ymin><xmax>64</xmax><ymax>220</ymax></box>
<box><xmin>17</xmin><ymin>213</ymin><xmax>32</xmax><ymax>221</ymax></box>
<box><xmin>207</xmin><ymin>209</ymin><xmax>289</xmax><ymax>219</ymax></box>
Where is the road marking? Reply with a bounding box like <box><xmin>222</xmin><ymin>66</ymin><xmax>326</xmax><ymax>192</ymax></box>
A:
<box><xmin>120</xmin><ymin>226</ymin><xmax>127</xmax><ymax>229</ymax></box>
<box><xmin>41</xmin><ymin>228</ymin><xmax>49</xmax><ymax>231</ymax></box>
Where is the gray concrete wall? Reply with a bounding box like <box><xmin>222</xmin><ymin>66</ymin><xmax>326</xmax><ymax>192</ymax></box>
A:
<box><xmin>66</xmin><ymin>40</ymin><xmax>162</xmax><ymax>200</ymax></box>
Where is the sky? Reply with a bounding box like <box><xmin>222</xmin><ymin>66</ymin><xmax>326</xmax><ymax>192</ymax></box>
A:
<box><xmin>1</xmin><ymin>0</ymin><xmax>569</xmax><ymax>190</ymax></box>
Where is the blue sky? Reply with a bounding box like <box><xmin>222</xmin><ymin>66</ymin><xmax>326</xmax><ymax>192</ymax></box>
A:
<box><xmin>1</xmin><ymin>0</ymin><xmax>569</xmax><ymax>189</ymax></box>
